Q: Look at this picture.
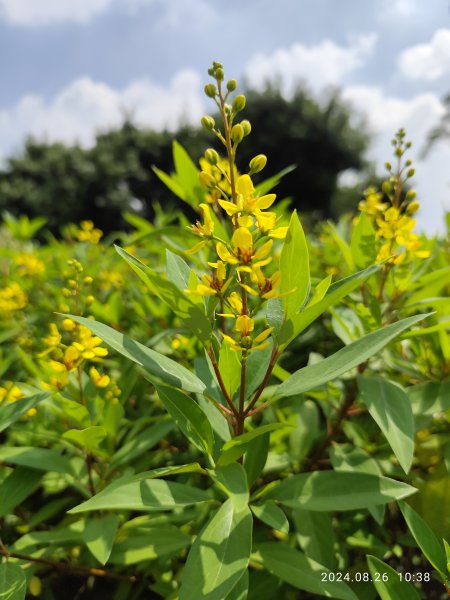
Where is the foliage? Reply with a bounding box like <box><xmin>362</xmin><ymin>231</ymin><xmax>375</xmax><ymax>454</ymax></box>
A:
<box><xmin>0</xmin><ymin>62</ymin><xmax>449</xmax><ymax>600</ymax></box>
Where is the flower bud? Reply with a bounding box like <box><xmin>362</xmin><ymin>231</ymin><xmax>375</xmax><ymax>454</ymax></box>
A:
<box><xmin>205</xmin><ymin>148</ymin><xmax>219</xmax><ymax>165</ymax></box>
<box><xmin>406</xmin><ymin>200</ymin><xmax>419</xmax><ymax>214</ymax></box>
<box><xmin>232</xmin><ymin>95</ymin><xmax>246</xmax><ymax>113</ymax></box>
<box><xmin>201</xmin><ymin>116</ymin><xmax>215</xmax><ymax>131</ymax></box>
<box><xmin>405</xmin><ymin>189</ymin><xmax>417</xmax><ymax>201</ymax></box>
<box><xmin>215</xmin><ymin>68</ymin><xmax>224</xmax><ymax>81</ymax></box>
<box><xmin>231</xmin><ymin>124</ymin><xmax>244</xmax><ymax>144</ymax></box>
<box><xmin>213</xmin><ymin>61</ymin><xmax>223</xmax><ymax>69</ymax></box>
<box><xmin>227</xmin><ymin>79</ymin><xmax>237</xmax><ymax>92</ymax></box>
<box><xmin>395</xmin><ymin>147</ymin><xmax>403</xmax><ymax>157</ymax></box>
<box><xmin>204</xmin><ymin>84</ymin><xmax>216</xmax><ymax>98</ymax></box>
<box><xmin>241</xmin><ymin>336</ymin><xmax>253</xmax><ymax>349</ymax></box>
<box><xmin>240</xmin><ymin>120</ymin><xmax>251</xmax><ymax>136</ymax></box>
<box><xmin>249</xmin><ymin>154</ymin><xmax>267</xmax><ymax>173</ymax></box>
<box><xmin>199</xmin><ymin>171</ymin><xmax>216</xmax><ymax>188</ymax></box>
<box><xmin>384</xmin><ymin>162</ymin><xmax>392</xmax><ymax>171</ymax></box>
<box><xmin>381</xmin><ymin>181</ymin><xmax>391</xmax><ymax>195</ymax></box>
<box><xmin>407</xmin><ymin>168</ymin><xmax>415</xmax><ymax>178</ymax></box>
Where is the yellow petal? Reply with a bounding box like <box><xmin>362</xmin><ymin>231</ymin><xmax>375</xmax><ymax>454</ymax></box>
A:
<box><xmin>255</xmin><ymin>194</ymin><xmax>276</xmax><ymax>210</ymax></box>
<box><xmin>236</xmin><ymin>174</ymin><xmax>254</xmax><ymax>197</ymax></box>
<box><xmin>218</xmin><ymin>200</ymin><xmax>238</xmax><ymax>216</ymax></box>
<box><xmin>232</xmin><ymin>227</ymin><xmax>253</xmax><ymax>251</ymax></box>
<box><xmin>185</xmin><ymin>240</ymin><xmax>208</xmax><ymax>254</ymax></box>
<box><xmin>269</xmin><ymin>227</ymin><xmax>288</xmax><ymax>239</ymax></box>
<box><xmin>253</xmin><ymin>327</ymin><xmax>274</xmax><ymax>344</ymax></box>
<box><xmin>237</xmin><ymin>214</ymin><xmax>254</xmax><ymax>227</ymax></box>
<box><xmin>253</xmin><ymin>239</ymin><xmax>273</xmax><ymax>260</ymax></box>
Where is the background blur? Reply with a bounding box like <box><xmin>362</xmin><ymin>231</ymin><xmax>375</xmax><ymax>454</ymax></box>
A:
<box><xmin>0</xmin><ymin>0</ymin><xmax>449</xmax><ymax>234</ymax></box>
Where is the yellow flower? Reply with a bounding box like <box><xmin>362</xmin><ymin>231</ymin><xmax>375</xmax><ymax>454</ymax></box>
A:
<box><xmin>0</xmin><ymin>383</ymin><xmax>23</xmax><ymax>403</ymax></box>
<box><xmin>187</xmin><ymin>204</ymin><xmax>215</xmax><ymax>254</ymax></box>
<box><xmin>235</xmin><ymin>315</ymin><xmax>254</xmax><ymax>336</ymax></box>
<box><xmin>89</xmin><ymin>366</ymin><xmax>110</xmax><ymax>388</ymax></box>
<box><xmin>76</xmin><ymin>220</ymin><xmax>103</xmax><ymax>244</ymax></box>
<box><xmin>358</xmin><ymin>188</ymin><xmax>388</xmax><ymax>216</ymax></box>
<box><xmin>241</xmin><ymin>266</ymin><xmax>282</xmax><ymax>299</ymax></box>
<box><xmin>187</xmin><ymin>261</ymin><xmax>231</xmax><ymax>296</ymax></box>
<box><xmin>39</xmin><ymin>323</ymin><xmax>62</xmax><ymax>355</ymax></box>
<box><xmin>0</xmin><ymin>282</ymin><xmax>27</xmax><ymax>314</ymax></box>
<box><xmin>72</xmin><ymin>326</ymin><xmax>108</xmax><ymax>360</ymax></box>
<box><xmin>217</xmin><ymin>228</ymin><xmax>273</xmax><ymax>267</ymax></box>
<box><xmin>62</xmin><ymin>318</ymin><xmax>76</xmax><ymax>331</ymax></box>
<box><xmin>218</xmin><ymin>175</ymin><xmax>276</xmax><ymax>219</ymax></box>
<box><xmin>14</xmin><ymin>253</ymin><xmax>45</xmax><ymax>276</ymax></box>
<box><xmin>198</xmin><ymin>157</ymin><xmax>233</xmax><ymax>204</ymax></box>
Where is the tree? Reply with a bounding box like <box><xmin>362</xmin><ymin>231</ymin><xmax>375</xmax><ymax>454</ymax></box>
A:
<box><xmin>0</xmin><ymin>87</ymin><xmax>370</xmax><ymax>233</ymax></box>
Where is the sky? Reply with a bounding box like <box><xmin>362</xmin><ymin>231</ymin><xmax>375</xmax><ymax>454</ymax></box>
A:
<box><xmin>0</xmin><ymin>0</ymin><xmax>449</xmax><ymax>234</ymax></box>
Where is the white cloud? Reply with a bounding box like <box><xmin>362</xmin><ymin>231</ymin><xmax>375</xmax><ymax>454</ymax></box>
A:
<box><xmin>244</xmin><ymin>34</ymin><xmax>378</xmax><ymax>96</ymax></box>
<box><xmin>0</xmin><ymin>70</ymin><xmax>204</xmax><ymax>157</ymax></box>
<box><xmin>379</xmin><ymin>0</ymin><xmax>418</xmax><ymax>20</ymax></box>
<box><xmin>398</xmin><ymin>28</ymin><xmax>450</xmax><ymax>80</ymax></box>
<box><xmin>341</xmin><ymin>85</ymin><xmax>449</xmax><ymax>233</ymax></box>
<box><xmin>0</xmin><ymin>0</ymin><xmax>113</xmax><ymax>26</ymax></box>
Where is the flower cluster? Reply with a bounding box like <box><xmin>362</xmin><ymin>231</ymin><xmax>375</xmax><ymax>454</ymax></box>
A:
<box><xmin>0</xmin><ymin>281</ymin><xmax>28</xmax><ymax>315</ymax></box>
<box><xmin>358</xmin><ymin>130</ymin><xmax>430</xmax><ymax>264</ymax></box>
<box><xmin>186</xmin><ymin>62</ymin><xmax>288</xmax><ymax>352</ymax></box>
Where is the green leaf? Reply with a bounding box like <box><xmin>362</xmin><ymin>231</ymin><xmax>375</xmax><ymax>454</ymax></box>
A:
<box><xmin>166</xmin><ymin>248</ymin><xmax>191</xmax><ymax>290</ymax></box>
<box><xmin>62</xmin><ymin>426</ymin><xmax>107</xmax><ymax>453</ymax></box>
<box><xmin>278</xmin><ymin>263</ymin><xmax>381</xmax><ymax>347</ymax></box>
<box><xmin>83</xmin><ymin>515</ymin><xmax>119</xmax><ymax>565</ymax></box>
<box><xmin>251</xmin><ymin>501</ymin><xmax>289</xmax><ymax>533</ymax></box>
<box><xmin>277</xmin><ymin>314</ymin><xmax>431</xmax><ymax>398</ymax></box>
<box><xmin>62</xmin><ymin>314</ymin><xmax>205</xmax><ymax>394</ymax></box>
<box><xmin>265</xmin><ymin>471</ymin><xmax>416</xmax><ymax>511</ymax></box>
<box><xmin>218</xmin><ymin>343</ymin><xmax>241</xmax><ymax>399</ymax></box>
<box><xmin>358</xmin><ymin>377</ymin><xmax>414</xmax><ymax>473</ymax></box>
<box><xmin>0</xmin><ymin>392</ymin><xmax>49</xmax><ymax>433</ymax></box>
<box><xmin>0</xmin><ymin>467</ymin><xmax>42</xmax><ymax>517</ymax></box>
<box><xmin>367</xmin><ymin>555</ymin><xmax>421</xmax><ymax>600</ymax></box>
<box><xmin>398</xmin><ymin>501</ymin><xmax>448</xmax><ymax>580</ymax></box>
<box><xmin>293</xmin><ymin>509</ymin><xmax>336</xmax><ymax>569</ymax></box>
<box><xmin>218</xmin><ymin>423</ymin><xmax>289</xmax><ymax>466</ymax></box>
<box><xmin>69</xmin><ymin>477</ymin><xmax>210</xmax><ymax>513</ymax></box>
<box><xmin>110</xmin><ymin>420</ymin><xmax>174</xmax><ymax>469</ymax></box>
<box><xmin>109</xmin><ymin>527</ymin><xmax>192</xmax><ymax>565</ymax></box>
<box><xmin>156</xmin><ymin>385</ymin><xmax>214</xmax><ymax>456</ymax></box>
<box><xmin>266</xmin><ymin>298</ymin><xmax>284</xmax><ymax>339</ymax></box>
<box><xmin>0</xmin><ymin>563</ymin><xmax>26</xmax><ymax>600</ymax></box>
<box><xmin>244</xmin><ymin>432</ymin><xmax>270</xmax><ymax>487</ymax></box>
<box><xmin>116</xmin><ymin>245</ymin><xmax>212</xmax><ymax>342</ymax></box>
<box><xmin>0</xmin><ymin>447</ymin><xmax>74</xmax><ymax>475</ymax></box>
<box><xmin>180</xmin><ymin>499</ymin><xmax>253</xmax><ymax>600</ymax></box>
<box><xmin>351</xmin><ymin>212</ymin><xmax>377</xmax><ymax>268</ymax></box>
<box><xmin>152</xmin><ymin>166</ymin><xmax>188</xmax><ymax>202</ymax></box>
<box><xmin>280</xmin><ymin>210</ymin><xmax>310</xmax><ymax>319</ymax></box>
<box><xmin>246</xmin><ymin>341</ymin><xmax>273</xmax><ymax>397</ymax></box>
<box><xmin>224</xmin><ymin>571</ymin><xmax>249</xmax><ymax>600</ymax></box>
<box><xmin>212</xmin><ymin>463</ymin><xmax>249</xmax><ymax>512</ymax></box>
<box><xmin>255</xmin><ymin>543</ymin><xmax>358</xmax><ymax>600</ymax></box>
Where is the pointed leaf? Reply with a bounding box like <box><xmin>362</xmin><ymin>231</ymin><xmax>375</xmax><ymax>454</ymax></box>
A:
<box><xmin>218</xmin><ymin>423</ymin><xmax>289</xmax><ymax>466</ymax></box>
<box><xmin>83</xmin><ymin>515</ymin><xmax>119</xmax><ymax>565</ymax></box>
<box><xmin>62</xmin><ymin>314</ymin><xmax>205</xmax><ymax>394</ymax></box>
<box><xmin>0</xmin><ymin>392</ymin><xmax>49</xmax><ymax>433</ymax></box>
<box><xmin>212</xmin><ymin>463</ymin><xmax>249</xmax><ymax>512</ymax></box>
<box><xmin>109</xmin><ymin>527</ymin><xmax>192</xmax><ymax>565</ymax></box>
<box><xmin>255</xmin><ymin>543</ymin><xmax>358</xmax><ymax>600</ymax></box>
<box><xmin>156</xmin><ymin>385</ymin><xmax>214</xmax><ymax>456</ymax></box>
<box><xmin>166</xmin><ymin>249</ymin><xmax>191</xmax><ymax>290</ymax></box>
<box><xmin>358</xmin><ymin>377</ymin><xmax>414</xmax><ymax>473</ymax></box>
<box><xmin>180</xmin><ymin>499</ymin><xmax>253</xmax><ymax>600</ymax></box>
<box><xmin>251</xmin><ymin>501</ymin><xmax>289</xmax><ymax>533</ymax></box>
<box><xmin>0</xmin><ymin>447</ymin><xmax>74</xmax><ymax>475</ymax></box>
<box><xmin>62</xmin><ymin>426</ymin><xmax>107</xmax><ymax>453</ymax></box>
<box><xmin>265</xmin><ymin>471</ymin><xmax>416</xmax><ymax>511</ymax></box>
<box><xmin>399</xmin><ymin>501</ymin><xmax>447</xmax><ymax>580</ymax></box>
<box><xmin>351</xmin><ymin>212</ymin><xmax>377</xmax><ymax>268</ymax></box>
<box><xmin>0</xmin><ymin>467</ymin><xmax>42</xmax><ymax>517</ymax></box>
<box><xmin>367</xmin><ymin>555</ymin><xmax>421</xmax><ymax>600</ymax></box>
<box><xmin>277</xmin><ymin>314</ymin><xmax>431</xmax><ymax>398</ymax></box>
<box><xmin>218</xmin><ymin>343</ymin><xmax>241</xmax><ymax>399</ymax></box>
<box><xmin>280</xmin><ymin>210</ymin><xmax>310</xmax><ymax>319</ymax></box>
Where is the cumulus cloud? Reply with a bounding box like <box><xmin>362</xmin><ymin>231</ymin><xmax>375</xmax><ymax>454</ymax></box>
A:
<box><xmin>398</xmin><ymin>28</ymin><xmax>450</xmax><ymax>80</ymax></box>
<box><xmin>244</xmin><ymin>34</ymin><xmax>378</xmax><ymax>96</ymax></box>
<box><xmin>0</xmin><ymin>0</ymin><xmax>114</xmax><ymax>26</ymax></box>
<box><xmin>0</xmin><ymin>70</ymin><xmax>204</xmax><ymax>157</ymax></box>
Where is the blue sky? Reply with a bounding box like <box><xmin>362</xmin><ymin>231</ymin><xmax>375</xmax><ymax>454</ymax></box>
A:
<box><xmin>1</xmin><ymin>0</ymin><xmax>449</xmax><ymax>233</ymax></box>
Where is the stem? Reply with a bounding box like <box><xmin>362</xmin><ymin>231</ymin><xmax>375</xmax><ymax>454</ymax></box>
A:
<box><xmin>217</xmin><ymin>82</ymin><xmax>237</xmax><ymax>203</ymax></box>
<box><xmin>207</xmin><ymin>345</ymin><xmax>239</xmax><ymax>418</ymax></box>
<box><xmin>244</xmin><ymin>344</ymin><xmax>279</xmax><ymax>416</ymax></box>
<box><xmin>0</xmin><ymin>541</ymin><xmax>137</xmax><ymax>582</ymax></box>
<box><xmin>236</xmin><ymin>351</ymin><xmax>248</xmax><ymax>436</ymax></box>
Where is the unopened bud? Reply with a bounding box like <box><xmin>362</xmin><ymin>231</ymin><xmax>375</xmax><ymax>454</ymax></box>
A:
<box><xmin>232</xmin><ymin>95</ymin><xmax>246</xmax><ymax>113</ymax></box>
<box><xmin>249</xmin><ymin>154</ymin><xmax>267</xmax><ymax>173</ymax></box>
<box><xmin>199</xmin><ymin>171</ymin><xmax>216</xmax><ymax>188</ymax></box>
<box><xmin>407</xmin><ymin>168</ymin><xmax>415</xmax><ymax>178</ymax></box>
<box><xmin>240</xmin><ymin>120</ymin><xmax>251</xmax><ymax>136</ymax></box>
<box><xmin>406</xmin><ymin>200</ymin><xmax>419</xmax><ymax>214</ymax></box>
<box><xmin>215</xmin><ymin>68</ymin><xmax>224</xmax><ymax>81</ymax></box>
<box><xmin>231</xmin><ymin>124</ymin><xmax>244</xmax><ymax>144</ymax></box>
<box><xmin>241</xmin><ymin>336</ymin><xmax>253</xmax><ymax>349</ymax></box>
<box><xmin>212</xmin><ymin>61</ymin><xmax>223</xmax><ymax>69</ymax></box>
<box><xmin>395</xmin><ymin>147</ymin><xmax>403</xmax><ymax>157</ymax></box>
<box><xmin>205</xmin><ymin>148</ymin><xmax>219</xmax><ymax>165</ymax></box>
<box><xmin>227</xmin><ymin>79</ymin><xmax>237</xmax><ymax>92</ymax></box>
<box><xmin>381</xmin><ymin>181</ymin><xmax>391</xmax><ymax>195</ymax></box>
<box><xmin>384</xmin><ymin>162</ymin><xmax>392</xmax><ymax>171</ymax></box>
<box><xmin>405</xmin><ymin>189</ymin><xmax>417</xmax><ymax>201</ymax></box>
<box><xmin>201</xmin><ymin>116</ymin><xmax>215</xmax><ymax>131</ymax></box>
<box><xmin>204</xmin><ymin>84</ymin><xmax>216</xmax><ymax>98</ymax></box>
<box><xmin>405</xmin><ymin>159</ymin><xmax>412</xmax><ymax>166</ymax></box>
